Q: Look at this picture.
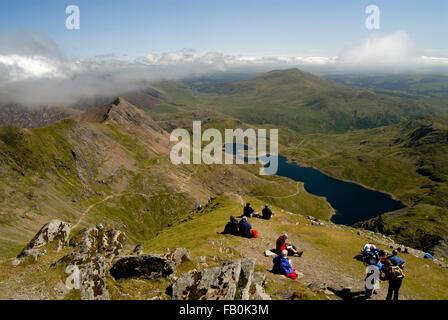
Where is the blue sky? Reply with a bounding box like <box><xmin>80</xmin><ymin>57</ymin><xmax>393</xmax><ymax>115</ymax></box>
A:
<box><xmin>0</xmin><ymin>0</ymin><xmax>446</xmax><ymax>58</ymax></box>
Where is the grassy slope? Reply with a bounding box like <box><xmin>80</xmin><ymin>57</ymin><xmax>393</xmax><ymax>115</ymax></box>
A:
<box><xmin>0</xmin><ymin>112</ymin><xmax>334</xmax><ymax>259</ymax></box>
<box><xmin>282</xmin><ymin>117</ymin><xmax>448</xmax><ymax>257</ymax></box>
<box><xmin>1</xmin><ymin>195</ymin><xmax>446</xmax><ymax>300</ymax></box>
<box><xmin>153</xmin><ymin>69</ymin><xmax>436</xmax><ymax>134</ymax></box>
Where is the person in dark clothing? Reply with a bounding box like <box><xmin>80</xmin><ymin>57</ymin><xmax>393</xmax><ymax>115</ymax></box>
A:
<box><xmin>243</xmin><ymin>203</ymin><xmax>259</xmax><ymax>218</ymax></box>
<box><xmin>223</xmin><ymin>215</ymin><xmax>239</xmax><ymax>235</ymax></box>
<box><xmin>381</xmin><ymin>250</ymin><xmax>406</xmax><ymax>301</ymax></box>
<box><xmin>238</xmin><ymin>216</ymin><xmax>253</xmax><ymax>238</ymax></box>
<box><xmin>261</xmin><ymin>205</ymin><xmax>274</xmax><ymax>220</ymax></box>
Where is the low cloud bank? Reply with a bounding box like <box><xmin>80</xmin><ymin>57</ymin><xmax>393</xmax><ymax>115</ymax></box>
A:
<box><xmin>0</xmin><ymin>30</ymin><xmax>447</xmax><ymax>107</ymax></box>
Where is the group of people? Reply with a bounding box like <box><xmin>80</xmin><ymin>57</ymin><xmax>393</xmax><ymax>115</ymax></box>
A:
<box><xmin>223</xmin><ymin>204</ymin><xmax>408</xmax><ymax>301</ymax></box>
<box><xmin>272</xmin><ymin>234</ymin><xmax>304</xmax><ymax>280</ymax></box>
<box><xmin>244</xmin><ymin>203</ymin><xmax>274</xmax><ymax>220</ymax></box>
<box><xmin>222</xmin><ymin>215</ymin><xmax>258</xmax><ymax>238</ymax></box>
<box><xmin>222</xmin><ymin>203</ymin><xmax>276</xmax><ymax>237</ymax></box>
<box><xmin>362</xmin><ymin>244</ymin><xmax>406</xmax><ymax>300</ymax></box>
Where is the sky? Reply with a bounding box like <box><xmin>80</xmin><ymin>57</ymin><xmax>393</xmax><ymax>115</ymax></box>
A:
<box><xmin>0</xmin><ymin>0</ymin><xmax>447</xmax><ymax>106</ymax></box>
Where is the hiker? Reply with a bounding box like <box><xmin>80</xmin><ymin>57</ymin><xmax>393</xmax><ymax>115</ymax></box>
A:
<box><xmin>239</xmin><ymin>216</ymin><xmax>258</xmax><ymax>238</ymax></box>
<box><xmin>272</xmin><ymin>250</ymin><xmax>298</xmax><ymax>280</ymax></box>
<box><xmin>222</xmin><ymin>215</ymin><xmax>239</xmax><ymax>236</ymax></box>
<box><xmin>363</xmin><ymin>244</ymin><xmax>379</xmax><ymax>265</ymax></box>
<box><xmin>243</xmin><ymin>203</ymin><xmax>259</xmax><ymax>218</ymax></box>
<box><xmin>276</xmin><ymin>234</ymin><xmax>303</xmax><ymax>257</ymax></box>
<box><xmin>261</xmin><ymin>204</ymin><xmax>274</xmax><ymax>220</ymax></box>
<box><xmin>381</xmin><ymin>250</ymin><xmax>406</xmax><ymax>300</ymax></box>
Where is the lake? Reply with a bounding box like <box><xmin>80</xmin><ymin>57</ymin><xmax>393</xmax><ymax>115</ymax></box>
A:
<box><xmin>274</xmin><ymin>155</ymin><xmax>406</xmax><ymax>226</ymax></box>
<box><xmin>224</xmin><ymin>143</ymin><xmax>405</xmax><ymax>226</ymax></box>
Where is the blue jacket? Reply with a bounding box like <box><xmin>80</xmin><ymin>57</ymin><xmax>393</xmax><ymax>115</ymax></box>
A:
<box><xmin>272</xmin><ymin>255</ymin><xmax>294</xmax><ymax>274</ymax></box>
<box><xmin>387</xmin><ymin>255</ymin><xmax>406</xmax><ymax>266</ymax></box>
<box><xmin>238</xmin><ymin>220</ymin><xmax>252</xmax><ymax>236</ymax></box>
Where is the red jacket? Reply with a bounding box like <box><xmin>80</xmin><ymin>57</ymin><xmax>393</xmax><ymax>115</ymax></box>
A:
<box><xmin>276</xmin><ymin>236</ymin><xmax>287</xmax><ymax>253</ymax></box>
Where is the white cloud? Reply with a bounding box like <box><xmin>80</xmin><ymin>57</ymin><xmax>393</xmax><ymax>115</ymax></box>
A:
<box><xmin>0</xmin><ymin>30</ymin><xmax>447</xmax><ymax>107</ymax></box>
<box><xmin>338</xmin><ymin>30</ymin><xmax>419</xmax><ymax>69</ymax></box>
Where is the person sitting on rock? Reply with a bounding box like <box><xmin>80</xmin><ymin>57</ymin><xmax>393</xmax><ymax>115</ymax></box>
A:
<box><xmin>272</xmin><ymin>250</ymin><xmax>298</xmax><ymax>280</ymax></box>
<box><xmin>238</xmin><ymin>216</ymin><xmax>255</xmax><ymax>238</ymax></box>
<box><xmin>261</xmin><ymin>204</ymin><xmax>274</xmax><ymax>220</ymax></box>
<box><xmin>222</xmin><ymin>215</ymin><xmax>239</xmax><ymax>236</ymax></box>
<box><xmin>243</xmin><ymin>203</ymin><xmax>259</xmax><ymax>218</ymax></box>
<box><xmin>276</xmin><ymin>234</ymin><xmax>303</xmax><ymax>257</ymax></box>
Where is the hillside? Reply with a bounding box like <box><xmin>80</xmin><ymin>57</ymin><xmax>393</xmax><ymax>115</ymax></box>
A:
<box><xmin>152</xmin><ymin>69</ymin><xmax>437</xmax><ymax>134</ymax></box>
<box><xmin>282</xmin><ymin>117</ymin><xmax>448</xmax><ymax>257</ymax></box>
<box><xmin>0</xmin><ymin>97</ymin><xmax>332</xmax><ymax>259</ymax></box>
<box><xmin>1</xmin><ymin>194</ymin><xmax>447</xmax><ymax>300</ymax></box>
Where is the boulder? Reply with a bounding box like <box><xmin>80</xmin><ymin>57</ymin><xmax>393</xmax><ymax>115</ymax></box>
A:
<box><xmin>164</xmin><ymin>248</ymin><xmax>190</xmax><ymax>266</ymax></box>
<box><xmin>264</xmin><ymin>250</ymin><xmax>277</xmax><ymax>257</ymax></box>
<box><xmin>20</xmin><ymin>248</ymin><xmax>46</xmax><ymax>261</ymax></box>
<box><xmin>253</xmin><ymin>272</ymin><xmax>266</xmax><ymax>287</ymax></box>
<box><xmin>172</xmin><ymin>260</ymin><xmax>242</xmax><ymax>300</ymax></box>
<box><xmin>253</xmin><ymin>284</ymin><xmax>271</xmax><ymax>300</ymax></box>
<box><xmin>69</xmin><ymin>225</ymin><xmax>126</xmax><ymax>260</ymax></box>
<box><xmin>67</xmin><ymin>251</ymin><xmax>109</xmax><ymax>300</ymax></box>
<box><xmin>237</xmin><ymin>258</ymin><xmax>255</xmax><ymax>300</ymax></box>
<box><xmin>18</xmin><ymin>220</ymin><xmax>71</xmax><ymax>258</ymax></box>
<box><xmin>109</xmin><ymin>254</ymin><xmax>176</xmax><ymax>280</ymax></box>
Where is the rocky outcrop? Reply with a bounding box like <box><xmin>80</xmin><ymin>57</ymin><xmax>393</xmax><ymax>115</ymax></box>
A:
<box><xmin>109</xmin><ymin>254</ymin><xmax>177</xmax><ymax>280</ymax></box>
<box><xmin>172</xmin><ymin>258</ymin><xmax>270</xmax><ymax>300</ymax></box>
<box><xmin>238</xmin><ymin>258</ymin><xmax>255</xmax><ymax>300</ymax></box>
<box><xmin>52</xmin><ymin>224</ymin><xmax>126</xmax><ymax>300</ymax></box>
<box><xmin>61</xmin><ymin>251</ymin><xmax>109</xmax><ymax>300</ymax></box>
<box><xmin>18</xmin><ymin>220</ymin><xmax>71</xmax><ymax>258</ymax></box>
<box><xmin>69</xmin><ymin>224</ymin><xmax>126</xmax><ymax>260</ymax></box>
<box><xmin>164</xmin><ymin>247</ymin><xmax>190</xmax><ymax>266</ymax></box>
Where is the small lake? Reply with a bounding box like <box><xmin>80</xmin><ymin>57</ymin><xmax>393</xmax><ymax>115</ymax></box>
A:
<box><xmin>274</xmin><ymin>156</ymin><xmax>406</xmax><ymax>225</ymax></box>
<box><xmin>224</xmin><ymin>144</ymin><xmax>406</xmax><ymax>226</ymax></box>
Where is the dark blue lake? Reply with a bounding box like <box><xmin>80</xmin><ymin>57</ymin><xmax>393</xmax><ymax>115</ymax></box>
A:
<box><xmin>225</xmin><ymin>144</ymin><xmax>405</xmax><ymax>225</ymax></box>
<box><xmin>274</xmin><ymin>155</ymin><xmax>406</xmax><ymax>225</ymax></box>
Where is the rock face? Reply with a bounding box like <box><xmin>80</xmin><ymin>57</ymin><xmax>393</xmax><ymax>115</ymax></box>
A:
<box><xmin>69</xmin><ymin>224</ymin><xmax>126</xmax><ymax>260</ymax></box>
<box><xmin>109</xmin><ymin>254</ymin><xmax>177</xmax><ymax>280</ymax></box>
<box><xmin>164</xmin><ymin>248</ymin><xmax>190</xmax><ymax>266</ymax></box>
<box><xmin>63</xmin><ymin>251</ymin><xmax>109</xmax><ymax>300</ymax></box>
<box><xmin>53</xmin><ymin>224</ymin><xmax>126</xmax><ymax>300</ymax></box>
<box><xmin>172</xmin><ymin>258</ymin><xmax>269</xmax><ymax>300</ymax></box>
<box><xmin>18</xmin><ymin>220</ymin><xmax>71</xmax><ymax>257</ymax></box>
<box><xmin>238</xmin><ymin>258</ymin><xmax>255</xmax><ymax>300</ymax></box>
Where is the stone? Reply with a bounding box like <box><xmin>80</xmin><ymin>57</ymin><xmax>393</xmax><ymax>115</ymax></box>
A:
<box><xmin>308</xmin><ymin>282</ymin><xmax>327</xmax><ymax>292</ymax></box>
<box><xmin>20</xmin><ymin>248</ymin><xmax>46</xmax><ymax>261</ymax></box>
<box><xmin>172</xmin><ymin>260</ymin><xmax>242</xmax><ymax>300</ymax></box>
<box><xmin>71</xmin><ymin>252</ymin><xmax>109</xmax><ymax>300</ymax></box>
<box><xmin>109</xmin><ymin>254</ymin><xmax>176</xmax><ymax>280</ymax></box>
<box><xmin>18</xmin><ymin>220</ymin><xmax>71</xmax><ymax>257</ymax></box>
<box><xmin>264</xmin><ymin>250</ymin><xmax>277</xmax><ymax>257</ymax></box>
<box><xmin>253</xmin><ymin>272</ymin><xmax>266</xmax><ymax>287</ymax></box>
<box><xmin>69</xmin><ymin>225</ymin><xmax>126</xmax><ymax>260</ymax></box>
<box><xmin>238</xmin><ymin>258</ymin><xmax>255</xmax><ymax>300</ymax></box>
<box><xmin>9</xmin><ymin>258</ymin><xmax>23</xmax><ymax>267</ymax></box>
<box><xmin>164</xmin><ymin>248</ymin><xmax>190</xmax><ymax>266</ymax></box>
<box><xmin>253</xmin><ymin>284</ymin><xmax>271</xmax><ymax>300</ymax></box>
<box><xmin>53</xmin><ymin>280</ymin><xmax>69</xmax><ymax>299</ymax></box>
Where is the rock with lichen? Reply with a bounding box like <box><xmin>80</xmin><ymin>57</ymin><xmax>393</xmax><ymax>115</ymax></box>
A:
<box><xmin>18</xmin><ymin>220</ymin><xmax>71</xmax><ymax>258</ymax></box>
<box><xmin>109</xmin><ymin>254</ymin><xmax>176</xmax><ymax>280</ymax></box>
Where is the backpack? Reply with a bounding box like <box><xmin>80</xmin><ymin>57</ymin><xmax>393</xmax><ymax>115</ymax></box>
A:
<box><xmin>390</xmin><ymin>265</ymin><xmax>405</xmax><ymax>280</ymax></box>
